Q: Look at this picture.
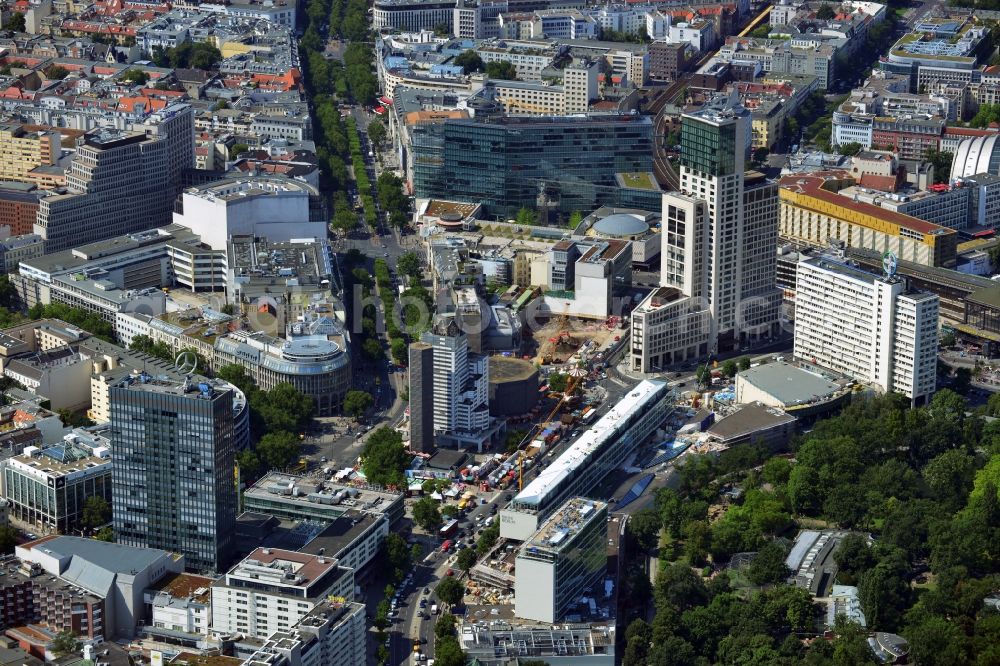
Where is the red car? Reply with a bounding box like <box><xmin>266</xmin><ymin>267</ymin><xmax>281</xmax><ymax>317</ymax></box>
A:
<box><xmin>446</xmin><ymin>569</ymin><xmax>454</xmax><ymax>577</ymax></box>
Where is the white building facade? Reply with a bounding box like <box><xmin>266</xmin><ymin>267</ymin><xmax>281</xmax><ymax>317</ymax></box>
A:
<box><xmin>211</xmin><ymin>549</ymin><xmax>354</xmax><ymax>640</ymax></box>
<box><xmin>172</xmin><ymin>176</ymin><xmax>327</xmax><ymax>252</ymax></box>
<box><xmin>794</xmin><ymin>256</ymin><xmax>938</xmax><ymax>406</ymax></box>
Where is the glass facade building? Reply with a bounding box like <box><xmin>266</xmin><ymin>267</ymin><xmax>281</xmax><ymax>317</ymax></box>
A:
<box><xmin>110</xmin><ymin>374</ymin><xmax>237</xmax><ymax>574</ymax></box>
<box><xmin>680</xmin><ymin>115</ymin><xmax>737</xmax><ymax>177</ymax></box>
<box><xmin>514</xmin><ymin>498</ymin><xmax>609</xmax><ymax>624</ymax></box>
<box><xmin>411</xmin><ymin>115</ymin><xmax>653</xmax><ymax>218</ymax></box>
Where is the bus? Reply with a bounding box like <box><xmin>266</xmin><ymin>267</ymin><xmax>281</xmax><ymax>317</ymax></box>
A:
<box><xmin>439</xmin><ymin>518</ymin><xmax>459</xmax><ymax>539</ymax></box>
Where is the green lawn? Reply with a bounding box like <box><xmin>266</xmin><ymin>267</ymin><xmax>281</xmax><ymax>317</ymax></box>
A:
<box><xmin>619</xmin><ymin>171</ymin><xmax>658</xmax><ymax>190</ymax></box>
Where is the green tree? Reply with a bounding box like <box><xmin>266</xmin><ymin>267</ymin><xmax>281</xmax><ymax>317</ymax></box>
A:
<box><xmin>924</xmin><ymin>148</ymin><xmax>953</xmax><ymax>184</ymax></box>
<box><xmin>0</xmin><ymin>274</ymin><xmax>17</xmax><ymax>309</ymax></box>
<box><xmin>28</xmin><ymin>303</ymin><xmax>114</xmax><ymax>340</ymax></box>
<box><xmin>761</xmin><ymin>457</ymin><xmax>792</xmax><ymax>486</ymax></box>
<box><xmin>622</xmin><ymin>619</ymin><xmax>652</xmax><ymax>666</ymax></box>
<box><xmin>752</xmin><ymin>147</ymin><xmax>770</xmax><ymax>163</ymax></box>
<box><xmin>970</xmin><ymin>103</ymin><xmax>1000</xmax><ymax>129</ymax></box>
<box><xmin>829</xmin><ymin>617</ymin><xmax>878</xmax><ymax>665</ymax></box>
<box><xmin>435</xmin><ymin>576</ymin><xmax>464</xmax><ymax>606</ymax></box>
<box><xmin>858</xmin><ymin>548</ymin><xmax>910</xmax><ymax>630</ymax></box>
<box><xmin>476</xmin><ymin>520</ymin><xmax>499</xmax><ymax>555</ymax></box>
<box><xmin>547</xmin><ymin>372</ymin><xmax>569</xmax><ymax>392</ymax></box>
<box><xmin>435</xmin><ymin>612</ymin><xmax>458</xmax><ymax>639</ymax></box>
<box><xmin>390</xmin><ymin>337</ymin><xmax>407</xmax><ymax>365</ymax></box>
<box><xmin>94</xmin><ymin>526</ymin><xmax>114</xmax><ymax>542</ymax></box>
<box><xmin>453</xmin><ymin>49</ymin><xmax>484</xmax><ymax>73</ymax></box>
<box><xmin>721</xmin><ymin>359</ymin><xmax>738</xmax><ymax>378</ymax></box>
<box><xmin>51</xmin><ymin>631</ymin><xmax>80</xmax><ymax>657</ymax></box>
<box><xmin>43</xmin><ymin>64</ymin><xmax>68</xmax><ymax>79</ymax></box>
<box><xmin>237</xmin><ymin>449</ymin><xmax>263</xmax><ymax>480</ymax></box>
<box><xmin>940</xmin><ymin>330</ymin><xmax>956</xmax><ymax>348</ymax></box>
<box><xmin>655</xmin><ymin>563</ymin><xmax>708</xmax><ymax>612</ymax></box>
<box><xmin>904</xmin><ymin>614</ymin><xmax>971</xmax><ymax>666</ymax></box>
<box><xmin>833</xmin><ymin>533</ymin><xmax>874</xmax><ymax>585</ymax></box>
<box><xmin>434</xmin><ymin>636</ymin><xmax>465</xmax><ymax>666</ymax></box>
<box><xmin>504</xmin><ymin>429</ymin><xmax>527</xmax><ymax>453</ymax></box>
<box><xmin>747</xmin><ymin>541</ymin><xmax>790</xmax><ymax>586</ymax></box>
<box><xmin>3</xmin><ymin>11</ymin><xmax>26</xmax><ymax>31</ymax></box>
<box><xmin>628</xmin><ymin>508</ymin><xmax>661</xmax><ymax>554</ymax></box>
<box><xmin>217</xmin><ymin>364</ymin><xmax>256</xmax><ymax>393</ymax></box>
<box><xmin>455</xmin><ymin>547</ymin><xmax>477</xmax><ymax>570</ymax></box>
<box><xmin>837</xmin><ymin>141</ymin><xmax>864</xmax><ymax>156</ymax></box>
<box><xmin>367</xmin><ymin>120</ymin><xmax>387</xmax><ymax>148</ymax></box>
<box><xmin>331</xmin><ymin>208</ymin><xmax>357</xmax><ymax>234</ymax></box>
<box><xmin>485</xmin><ymin>60</ymin><xmax>517</xmax><ymax>80</ymax></box>
<box><xmin>381</xmin><ymin>533</ymin><xmax>411</xmax><ymax>582</ymax></box>
<box><xmin>396</xmin><ymin>251</ymin><xmax>422</xmax><ymax>279</ymax></box>
<box><xmin>121</xmin><ymin>68</ymin><xmax>149</xmax><ymax>85</ymax></box>
<box><xmin>361</xmin><ymin>427</ymin><xmax>408</xmax><ymax>487</ymax></box>
<box><xmin>515</xmin><ymin>207</ymin><xmax>536</xmax><ymax>225</ymax></box>
<box><xmin>258</xmin><ymin>383</ymin><xmax>314</xmax><ymax>433</ymax></box>
<box><xmin>922</xmin><ymin>449</ymin><xmax>976</xmax><ymax>513</ymax></box>
<box><xmin>363</xmin><ymin>337</ymin><xmax>383</xmax><ymax>360</ymax></box>
<box><xmin>567</xmin><ymin>211</ymin><xmax>583</xmax><ymax>229</ymax></box>
<box><xmin>694</xmin><ymin>364</ymin><xmax>711</xmax><ymax>388</ymax></box>
<box><xmin>787</xmin><ymin>464</ymin><xmax>821</xmax><ymax>514</ymax></box>
<box><xmin>738</xmin><ymin>355</ymin><xmax>752</xmax><ymax>371</ymax></box>
<box><xmin>257</xmin><ymin>431</ymin><xmax>300</xmax><ymax>470</ymax></box>
<box><xmin>343</xmin><ymin>389</ymin><xmax>374</xmax><ymax>419</ymax></box>
<box><xmin>412</xmin><ymin>497</ymin><xmax>442</xmax><ymax>531</ymax></box>
<box><xmin>81</xmin><ymin>496</ymin><xmax>111</xmax><ymax>530</ymax></box>
<box><xmin>229</xmin><ymin>143</ymin><xmax>250</xmax><ymax>159</ymax></box>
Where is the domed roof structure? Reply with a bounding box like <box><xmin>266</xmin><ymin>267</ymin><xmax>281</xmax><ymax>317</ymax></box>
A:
<box><xmin>951</xmin><ymin>134</ymin><xmax>1000</xmax><ymax>180</ymax></box>
<box><xmin>593</xmin><ymin>213</ymin><xmax>649</xmax><ymax>237</ymax></box>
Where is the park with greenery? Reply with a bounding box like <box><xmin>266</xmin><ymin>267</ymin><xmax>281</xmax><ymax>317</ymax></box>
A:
<box><xmin>619</xmin><ymin>391</ymin><xmax>1000</xmax><ymax>665</ymax></box>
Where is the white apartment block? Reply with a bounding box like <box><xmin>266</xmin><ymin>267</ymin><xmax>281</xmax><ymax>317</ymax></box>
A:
<box><xmin>418</xmin><ymin>317</ymin><xmax>492</xmax><ymax>447</ymax></box>
<box><xmin>668</xmin><ymin>20</ymin><xmax>715</xmax><ymax>53</ymax></box>
<box><xmin>212</xmin><ymin>549</ymin><xmax>354</xmax><ymax>640</ymax></box>
<box><xmin>794</xmin><ymin>256</ymin><xmax>938</xmax><ymax>406</ymax></box>
<box><xmin>239</xmin><ymin>600</ymin><xmax>366</xmax><ymax>666</ymax></box>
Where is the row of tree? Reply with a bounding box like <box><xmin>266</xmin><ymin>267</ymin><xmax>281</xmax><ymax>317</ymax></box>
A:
<box><xmin>27</xmin><ymin>302</ymin><xmax>113</xmax><ymax>341</ymax></box>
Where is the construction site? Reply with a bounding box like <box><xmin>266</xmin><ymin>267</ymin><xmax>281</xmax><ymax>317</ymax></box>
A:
<box><xmin>531</xmin><ymin>313</ymin><xmax>623</xmax><ymax>365</ymax></box>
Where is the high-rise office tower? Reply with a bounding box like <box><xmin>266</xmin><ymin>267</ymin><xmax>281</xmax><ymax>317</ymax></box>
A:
<box><xmin>408</xmin><ymin>341</ymin><xmax>435</xmax><ymax>453</ymax></box>
<box><xmin>408</xmin><ymin>317</ymin><xmax>492</xmax><ymax>450</ymax></box>
<box><xmin>110</xmin><ymin>371</ymin><xmax>237</xmax><ymax>573</ymax></box>
<box><xmin>35</xmin><ymin>104</ymin><xmax>194</xmax><ymax>253</ymax></box>
<box><xmin>660</xmin><ymin>94</ymin><xmax>781</xmax><ymax>352</ymax></box>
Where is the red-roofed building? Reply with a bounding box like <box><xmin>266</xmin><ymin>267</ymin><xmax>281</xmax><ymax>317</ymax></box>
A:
<box><xmin>779</xmin><ymin>170</ymin><xmax>958</xmax><ymax>268</ymax></box>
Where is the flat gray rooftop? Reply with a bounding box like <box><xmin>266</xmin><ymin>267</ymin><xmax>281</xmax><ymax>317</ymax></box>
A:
<box><xmin>738</xmin><ymin>362</ymin><xmax>842</xmax><ymax>407</ymax></box>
